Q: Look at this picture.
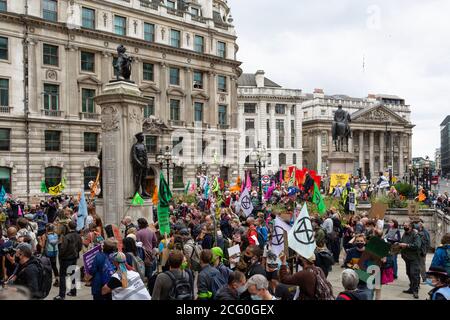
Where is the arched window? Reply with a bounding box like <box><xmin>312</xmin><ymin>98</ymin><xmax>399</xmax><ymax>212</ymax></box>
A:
<box><xmin>293</xmin><ymin>153</ymin><xmax>297</xmax><ymax>165</ymax></box>
<box><xmin>245</xmin><ymin>155</ymin><xmax>250</xmax><ymax>164</ymax></box>
<box><xmin>267</xmin><ymin>153</ymin><xmax>272</xmax><ymax>166</ymax></box>
<box><xmin>279</xmin><ymin>153</ymin><xmax>286</xmax><ymax>166</ymax></box>
<box><xmin>45</xmin><ymin>167</ymin><xmax>62</xmax><ymax>187</ymax></box>
<box><xmin>84</xmin><ymin>167</ymin><xmax>99</xmax><ymax>190</ymax></box>
<box><xmin>0</xmin><ymin>167</ymin><xmax>11</xmax><ymax>193</ymax></box>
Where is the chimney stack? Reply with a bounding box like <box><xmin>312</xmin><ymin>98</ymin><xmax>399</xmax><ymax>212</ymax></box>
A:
<box><xmin>313</xmin><ymin>88</ymin><xmax>324</xmax><ymax>98</ymax></box>
<box><xmin>255</xmin><ymin>70</ymin><xmax>265</xmax><ymax>88</ymax></box>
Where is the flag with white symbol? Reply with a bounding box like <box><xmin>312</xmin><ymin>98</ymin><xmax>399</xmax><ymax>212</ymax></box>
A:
<box><xmin>238</xmin><ymin>188</ymin><xmax>254</xmax><ymax>217</ymax></box>
<box><xmin>272</xmin><ymin>217</ymin><xmax>292</xmax><ymax>256</ymax></box>
<box><xmin>288</xmin><ymin>204</ymin><xmax>316</xmax><ymax>259</ymax></box>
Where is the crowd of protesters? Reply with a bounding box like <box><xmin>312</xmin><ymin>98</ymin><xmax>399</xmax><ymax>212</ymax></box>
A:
<box><xmin>0</xmin><ymin>175</ymin><xmax>449</xmax><ymax>301</ymax></box>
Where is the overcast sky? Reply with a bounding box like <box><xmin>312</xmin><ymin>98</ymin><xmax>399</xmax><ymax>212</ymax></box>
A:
<box><xmin>228</xmin><ymin>0</ymin><xmax>450</xmax><ymax>159</ymax></box>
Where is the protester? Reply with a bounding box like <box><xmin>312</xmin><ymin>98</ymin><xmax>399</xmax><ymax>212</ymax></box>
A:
<box><xmin>1</xmin><ymin>226</ymin><xmax>18</xmax><ymax>282</ymax></box>
<box><xmin>102</xmin><ymin>252</ymin><xmax>151</xmax><ymax>300</ymax></box>
<box><xmin>54</xmin><ymin>221</ymin><xmax>82</xmax><ymax>300</ymax></box>
<box><xmin>9</xmin><ymin>243</ymin><xmax>41</xmax><ymax>299</ymax></box>
<box><xmin>415</xmin><ymin>221</ymin><xmax>430</xmax><ymax>282</ymax></box>
<box><xmin>90</xmin><ymin>239</ymin><xmax>117</xmax><ymax>300</ymax></box>
<box><xmin>336</xmin><ymin>269</ymin><xmax>369</xmax><ymax>300</ymax></box>
<box><xmin>425</xmin><ymin>266</ymin><xmax>450</xmax><ymax>300</ymax></box>
<box><xmin>198</xmin><ymin>249</ymin><xmax>224</xmax><ymax>300</ymax></box>
<box><xmin>430</xmin><ymin>233</ymin><xmax>450</xmax><ymax>274</ymax></box>
<box><xmin>136</xmin><ymin>218</ymin><xmax>157</xmax><ymax>280</ymax></box>
<box><xmin>245</xmin><ymin>274</ymin><xmax>277</xmax><ymax>300</ymax></box>
<box><xmin>41</xmin><ymin>224</ymin><xmax>59</xmax><ymax>287</ymax></box>
<box><xmin>214</xmin><ymin>270</ymin><xmax>246</xmax><ymax>300</ymax></box>
<box><xmin>242</xmin><ymin>245</ymin><xmax>266</xmax><ymax>278</ymax></box>
<box><xmin>399</xmin><ymin>221</ymin><xmax>422</xmax><ymax>299</ymax></box>
<box><xmin>384</xmin><ymin>219</ymin><xmax>401</xmax><ymax>279</ymax></box>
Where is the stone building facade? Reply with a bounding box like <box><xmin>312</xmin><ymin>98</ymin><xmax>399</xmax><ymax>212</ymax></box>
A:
<box><xmin>0</xmin><ymin>0</ymin><xmax>241</xmax><ymax>201</ymax></box>
<box><xmin>302</xmin><ymin>89</ymin><xmax>414</xmax><ymax>181</ymax></box>
<box><xmin>237</xmin><ymin>70</ymin><xmax>305</xmax><ymax>175</ymax></box>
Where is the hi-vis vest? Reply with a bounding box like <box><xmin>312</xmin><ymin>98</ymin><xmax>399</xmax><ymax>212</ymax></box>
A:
<box><xmin>111</xmin><ymin>270</ymin><xmax>151</xmax><ymax>300</ymax></box>
<box><xmin>432</xmin><ymin>287</ymin><xmax>450</xmax><ymax>300</ymax></box>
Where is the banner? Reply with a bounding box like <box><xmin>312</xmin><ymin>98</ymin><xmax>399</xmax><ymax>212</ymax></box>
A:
<box><xmin>312</xmin><ymin>182</ymin><xmax>326</xmax><ymax>216</ymax></box>
<box><xmin>0</xmin><ymin>186</ymin><xmax>6</xmax><ymax>205</ymax></box>
<box><xmin>272</xmin><ymin>217</ymin><xmax>292</xmax><ymax>256</ymax></box>
<box><xmin>131</xmin><ymin>192</ymin><xmax>144</xmax><ymax>206</ymax></box>
<box><xmin>83</xmin><ymin>244</ymin><xmax>102</xmax><ymax>275</ymax></box>
<box><xmin>329</xmin><ymin>174</ymin><xmax>350</xmax><ymax>194</ymax></box>
<box><xmin>288</xmin><ymin>204</ymin><xmax>316</xmax><ymax>259</ymax></box>
<box><xmin>48</xmin><ymin>183</ymin><xmax>64</xmax><ymax>195</ymax></box>
<box><xmin>76</xmin><ymin>191</ymin><xmax>88</xmax><ymax>232</ymax></box>
<box><xmin>157</xmin><ymin>172</ymin><xmax>172</xmax><ymax>236</ymax></box>
<box><xmin>238</xmin><ymin>188</ymin><xmax>254</xmax><ymax>217</ymax></box>
<box><xmin>348</xmin><ymin>192</ymin><xmax>356</xmax><ymax>212</ymax></box>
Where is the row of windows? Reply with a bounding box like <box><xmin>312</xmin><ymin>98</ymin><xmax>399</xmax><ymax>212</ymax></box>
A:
<box><xmin>28</xmin><ymin>1</ymin><xmax>227</xmax><ymax>58</ymax></box>
<box><xmin>244</xmin><ymin>153</ymin><xmax>296</xmax><ymax>166</ymax></box>
<box><xmin>145</xmin><ymin>135</ymin><xmax>228</xmax><ymax>157</ymax></box>
<box><xmin>0</xmin><ymin>128</ymin><xmax>98</xmax><ymax>152</ymax></box>
<box><xmin>244</xmin><ymin>103</ymin><xmax>296</xmax><ymax>115</ymax></box>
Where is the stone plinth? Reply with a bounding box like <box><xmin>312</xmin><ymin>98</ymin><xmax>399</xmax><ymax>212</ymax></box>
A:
<box><xmin>94</xmin><ymin>81</ymin><xmax>150</xmax><ymax>226</ymax></box>
<box><xmin>328</xmin><ymin>151</ymin><xmax>355</xmax><ymax>175</ymax></box>
<box><xmin>125</xmin><ymin>199</ymin><xmax>154</xmax><ymax>224</ymax></box>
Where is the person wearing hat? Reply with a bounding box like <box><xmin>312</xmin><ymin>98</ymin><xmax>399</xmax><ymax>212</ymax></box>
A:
<box><xmin>245</xmin><ymin>274</ymin><xmax>277</xmax><ymax>300</ymax></box>
<box><xmin>102</xmin><ymin>251</ymin><xmax>151</xmax><ymax>300</ymax></box>
<box><xmin>211</xmin><ymin>247</ymin><xmax>232</xmax><ymax>282</ymax></box>
<box><xmin>131</xmin><ymin>132</ymin><xmax>151</xmax><ymax>198</ymax></box>
<box><xmin>426</xmin><ymin>266</ymin><xmax>450</xmax><ymax>300</ymax></box>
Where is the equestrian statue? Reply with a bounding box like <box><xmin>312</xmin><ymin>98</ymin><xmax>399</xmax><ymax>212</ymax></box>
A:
<box><xmin>332</xmin><ymin>105</ymin><xmax>352</xmax><ymax>152</ymax></box>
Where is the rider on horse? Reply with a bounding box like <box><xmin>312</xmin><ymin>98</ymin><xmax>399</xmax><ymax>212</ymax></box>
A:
<box><xmin>332</xmin><ymin>105</ymin><xmax>352</xmax><ymax>152</ymax></box>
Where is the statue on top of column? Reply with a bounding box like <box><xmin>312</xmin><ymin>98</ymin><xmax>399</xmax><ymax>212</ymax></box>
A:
<box><xmin>332</xmin><ymin>105</ymin><xmax>352</xmax><ymax>152</ymax></box>
<box><xmin>113</xmin><ymin>45</ymin><xmax>133</xmax><ymax>82</ymax></box>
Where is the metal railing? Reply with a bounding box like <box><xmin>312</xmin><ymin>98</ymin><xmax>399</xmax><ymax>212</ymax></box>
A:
<box><xmin>169</xmin><ymin>120</ymin><xmax>185</xmax><ymax>127</ymax></box>
<box><xmin>41</xmin><ymin>109</ymin><xmax>63</xmax><ymax>117</ymax></box>
<box><xmin>0</xmin><ymin>106</ymin><xmax>12</xmax><ymax>114</ymax></box>
<box><xmin>80</xmin><ymin>112</ymin><xmax>100</xmax><ymax>120</ymax></box>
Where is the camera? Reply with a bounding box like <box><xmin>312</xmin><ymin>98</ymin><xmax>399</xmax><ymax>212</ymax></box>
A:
<box><xmin>1</xmin><ymin>246</ymin><xmax>17</xmax><ymax>256</ymax></box>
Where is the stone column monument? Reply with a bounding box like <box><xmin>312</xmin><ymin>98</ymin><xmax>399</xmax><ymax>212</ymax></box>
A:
<box><xmin>94</xmin><ymin>45</ymin><xmax>153</xmax><ymax>226</ymax></box>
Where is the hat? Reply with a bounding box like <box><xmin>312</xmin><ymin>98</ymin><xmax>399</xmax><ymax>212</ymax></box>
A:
<box><xmin>179</xmin><ymin>228</ymin><xmax>190</xmax><ymax>236</ymax></box>
<box><xmin>426</xmin><ymin>266</ymin><xmax>449</xmax><ymax>279</ymax></box>
<box><xmin>135</xmin><ymin>132</ymin><xmax>144</xmax><ymax>139</ymax></box>
<box><xmin>24</xmin><ymin>214</ymin><xmax>34</xmax><ymax>220</ymax></box>
<box><xmin>211</xmin><ymin>247</ymin><xmax>224</xmax><ymax>261</ymax></box>
<box><xmin>346</xmin><ymin>182</ymin><xmax>351</xmax><ymax>187</ymax></box>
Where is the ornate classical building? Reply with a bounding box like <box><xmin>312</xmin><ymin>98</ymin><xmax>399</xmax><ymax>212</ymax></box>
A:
<box><xmin>302</xmin><ymin>89</ymin><xmax>414</xmax><ymax>181</ymax></box>
<box><xmin>0</xmin><ymin>0</ymin><xmax>241</xmax><ymax>201</ymax></box>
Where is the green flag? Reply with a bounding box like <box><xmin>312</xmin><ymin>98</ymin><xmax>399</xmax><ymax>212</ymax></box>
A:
<box><xmin>131</xmin><ymin>192</ymin><xmax>144</xmax><ymax>206</ymax></box>
<box><xmin>312</xmin><ymin>182</ymin><xmax>326</xmax><ymax>216</ymax></box>
<box><xmin>157</xmin><ymin>172</ymin><xmax>172</xmax><ymax>236</ymax></box>
<box><xmin>184</xmin><ymin>181</ymin><xmax>190</xmax><ymax>195</ymax></box>
<box><xmin>40</xmin><ymin>180</ymin><xmax>48</xmax><ymax>193</ymax></box>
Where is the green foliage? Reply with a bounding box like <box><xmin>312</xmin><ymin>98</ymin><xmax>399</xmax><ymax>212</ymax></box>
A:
<box><xmin>394</xmin><ymin>183</ymin><xmax>415</xmax><ymax>197</ymax></box>
<box><xmin>372</xmin><ymin>195</ymin><xmax>408</xmax><ymax>209</ymax></box>
<box><xmin>173</xmin><ymin>193</ymin><xmax>197</xmax><ymax>205</ymax></box>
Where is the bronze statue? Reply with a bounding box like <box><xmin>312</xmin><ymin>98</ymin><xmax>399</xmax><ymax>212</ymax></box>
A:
<box><xmin>131</xmin><ymin>132</ymin><xmax>151</xmax><ymax>198</ymax></box>
<box><xmin>332</xmin><ymin>105</ymin><xmax>352</xmax><ymax>152</ymax></box>
<box><xmin>113</xmin><ymin>45</ymin><xmax>132</xmax><ymax>81</ymax></box>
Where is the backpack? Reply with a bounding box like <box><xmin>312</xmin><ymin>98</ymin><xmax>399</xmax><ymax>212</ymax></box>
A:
<box><xmin>45</xmin><ymin>233</ymin><xmax>59</xmax><ymax>258</ymax></box>
<box><xmin>256</xmin><ymin>228</ymin><xmax>266</xmax><ymax>249</ymax></box>
<box><xmin>34</xmin><ymin>255</ymin><xmax>53</xmax><ymax>299</ymax></box>
<box><xmin>208</xmin><ymin>268</ymin><xmax>227</xmax><ymax>298</ymax></box>
<box><xmin>187</xmin><ymin>243</ymin><xmax>202</xmax><ymax>272</ymax></box>
<box><xmin>165</xmin><ymin>270</ymin><xmax>193</xmax><ymax>300</ymax></box>
<box><xmin>143</xmin><ymin>247</ymin><xmax>154</xmax><ymax>267</ymax></box>
<box><xmin>101</xmin><ymin>254</ymin><xmax>116</xmax><ymax>285</ymax></box>
<box><xmin>307</xmin><ymin>266</ymin><xmax>335</xmax><ymax>300</ymax></box>
<box><xmin>130</xmin><ymin>253</ymin><xmax>146</xmax><ymax>282</ymax></box>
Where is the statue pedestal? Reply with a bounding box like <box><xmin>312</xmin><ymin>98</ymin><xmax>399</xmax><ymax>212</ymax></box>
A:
<box><xmin>125</xmin><ymin>199</ymin><xmax>154</xmax><ymax>224</ymax></box>
<box><xmin>328</xmin><ymin>151</ymin><xmax>355</xmax><ymax>175</ymax></box>
<box><xmin>94</xmin><ymin>81</ymin><xmax>149</xmax><ymax>226</ymax></box>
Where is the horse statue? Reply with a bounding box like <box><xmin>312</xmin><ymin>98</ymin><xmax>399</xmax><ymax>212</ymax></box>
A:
<box><xmin>332</xmin><ymin>105</ymin><xmax>352</xmax><ymax>152</ymax></box>
<box><xmin>113</xmin><ymin>45</ymin><xmax>132</xmax><ymax>81</ymax></box>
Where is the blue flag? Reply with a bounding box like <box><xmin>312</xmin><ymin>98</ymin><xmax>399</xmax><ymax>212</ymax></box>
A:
<box><xmin>77</xmin><ymin>191</ymin><xmax>88</xmax><ymax>231</ymax></box>
<box><xmin>0</xmin><ymin>186</ymin><xmax>6</xmax><ymax>205</ymax></box>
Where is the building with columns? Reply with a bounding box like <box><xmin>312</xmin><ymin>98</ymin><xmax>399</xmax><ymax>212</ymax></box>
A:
<box><xmin>237</xmin><ymin>70</ymin><xmax>305</xmax><ymax>175</ymax></box>
<box><xmin>0</xmin><ymin>0</ymin><xmax>241</xmax><ymax>201</ymax></box>
<box><xmin>302</xmin><ymin>89</ymin><xmax>414</xmax><ymax>181</ymax></box>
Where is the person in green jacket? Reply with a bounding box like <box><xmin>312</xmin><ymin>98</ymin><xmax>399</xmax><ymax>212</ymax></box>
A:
<box><xmin>398</xmin><ymin>221</ymin><xmax>422</xmax><ymax>299</ymax></box>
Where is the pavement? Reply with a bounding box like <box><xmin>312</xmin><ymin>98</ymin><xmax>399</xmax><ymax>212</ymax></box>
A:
<box><xmin>45</xmin><ymin>253</ymin><xmax>435</xmax><ymax>301</ymax></box>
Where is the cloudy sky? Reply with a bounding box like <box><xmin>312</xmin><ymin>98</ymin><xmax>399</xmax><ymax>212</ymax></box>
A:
<box><xmin>228</xmin><ymin>0</ymin><xmax>449</xmax><ymax>159</ymax></box>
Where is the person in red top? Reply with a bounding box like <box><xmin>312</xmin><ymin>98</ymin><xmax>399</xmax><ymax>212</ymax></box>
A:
<box><xmin>246</xmin><ymin>217</ymin><xmax>258</xmax><ymax>246</ymax></box>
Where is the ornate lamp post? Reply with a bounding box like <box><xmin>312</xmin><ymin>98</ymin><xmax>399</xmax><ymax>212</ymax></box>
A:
<box><xmin>424</xmin><ymin>158</ymin><xmax>430</xmax><ymax>191</ymax></box>
<box><xmin>408</xmin><ymin>163</ymin><xmax>413</xmax><ymax>185</ymax></box>
<box><xmin>156</xmin><ymin>146</ymin><xmax>173</xmax><ymax>183</ymax></box>
<box><xmin>388</xmin><ymin>165</ymin><xmax>393</xmax><ymax>186</ymax></box>
<box><xmin>251</xmin><ymin>141</ymin><xmax>267</xmax><ymax>207</ymax></box>
<box><xmin>414</xmin><ymin>163</ymin><xmax>420</xmax><ymax>192</ymax></box>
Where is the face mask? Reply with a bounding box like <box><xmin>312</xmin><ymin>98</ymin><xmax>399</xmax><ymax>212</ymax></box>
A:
<box><xmin>404</xmin><ymin>227</ymin><xmax>410</xmax><ymax>232</ymax></box>
<box><xmin>181</xmin><ymin>262</ymin><xmax>188</xmax><ymax>270</ymax></box>
<box><xmin>425</xmin><ymin>278</ymin><xmax>435</xmax><ymax>287</ymax></box>
<box><xmin>243</xmin><ymin>255</ymin><xmax>252</xmax><ymax>263</ymax></box>
<box><xmin>236</xmin><ymin>286</ymin><xmax>246</xmax><ymax>295</ymax></box>
<box><xmin>251</xmin><ymin>294</ymin><xmax>262</xmax><ymax>300</ymax></box>
<box><xmin>355</xmin><ymin>243</ymin><xmax>365</xmax><ymax>249</ymax></box>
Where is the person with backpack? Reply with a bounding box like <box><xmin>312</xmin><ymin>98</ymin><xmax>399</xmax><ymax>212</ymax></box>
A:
<box><xmin>8</xmin><ymin>243</ymin><xmax>42</xmax><ymax>299</ymax></box>
<box><xmin>336</xmin><ymin>269</ymin><xmax>369</xmax><ymax>300</ymax></box>
<box><xmin>255</xmin><ymin>218</ymin><xmax>268</xmax><ymax>249</ymax></box>
<box><xmin>211</xmin><ymin>247</ymin><xmax>232</xmax><ymax>282</ymax></box>
<box><xmin>122</xmin><ymin>237</ymin><xmax>146</xmax><ymax>282</ymax></box>
<box><xmin>102</xmin><ymin>252</ymin><xmax>151</xmax><ymax>300</ymax></box>
<box><xmin>136</xmin><ymin>218</ymin><xmax>157</xmax><ymax>280</ymax></box>
<box><xmin>182</xmin><ymin>229</ymin><xmax>202</xmax><ymax>273</ymax></box>
<box><xmin>431</xmin><ymin>233</ymin><xmax>450</xmax><ymax>274</ymax></box>
<box><xmin>152</xmin><ymin>250</ymin><xmax>194</xmax><ymax>300</ymax></box>
<box><xmin>279</xmin><ymin>252</ymin><xmax>335</xmax><ymax>300</ymax></box>
<box><xmin>90</xmin><ymin>239</ymin><xmax>117</xmax><ymax>300</ymax></box>
<box><xmin>198</xmin><ymin>249</ymin><xmax>225</xmax><ymax>300</ymax></box>
<box><xmin>41</xmin><ymin>224</ymin><xmax>59</xmax><ymax>287</ymax></box>
<box><xmin>53</xmin><ymin>221</ymin><xmax>82</xmax><ymax>300</ymax></box>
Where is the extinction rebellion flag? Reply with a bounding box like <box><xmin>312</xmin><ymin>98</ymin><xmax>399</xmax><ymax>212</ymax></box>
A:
<box><xmin>157</xmin><ymin>172</ymin><xmax>172</xmax><ymax>235</ymax></box>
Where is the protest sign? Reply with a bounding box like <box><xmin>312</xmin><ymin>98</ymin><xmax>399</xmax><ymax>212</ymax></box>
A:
<box><xmin>239</xmin><ymin>188</ymin><xmax>254</xmax><ymax>217</ymax></box>
<box><xmin>288</xmin><ymin>204</ymin><xmax>316</xmax><ymax>259</ymax></box>
<box><xmin>407</xmin><ymin>200</ymin><xmax>419</xmax><ymax>217</ymax></box>
<box><xmin>272</xmin><ymin>217</ymin><xmax>292</xmax><ymax>256</ymax></box>
<box><xmin>329</xmin><ymin>174</ymin><xmax>350</xmax><ymax>194</ymax></box>
<box><xmin>369</xmin><ymin>202</ymin><xmax>388</xmax><ymax>219</ymax></box>
<box><xmin>228</xmin><ymin>245</ymin><xmax>241</xmax><ymax>269</ymax></box>
<box><xmin>83</xmin><ymin>245</ymin><xmax>101</xmax><ymax>275</ymax></box>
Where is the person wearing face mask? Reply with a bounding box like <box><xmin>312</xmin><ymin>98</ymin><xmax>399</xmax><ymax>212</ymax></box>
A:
<box><xmin>344</xmin><ymin>234</ymin><xmax>366</xmax><ymax>269</ymax></box>
<box><xmin>245</xmin><ymin>274</ymin><xmax>277</xmax><ymax>300</ymax></box>
<box><xmin>425</xmin><ymin>266</ymin><xmax>450</xmax><ymax>300</ymax></box>
<box><xmin>415</xmin><ymin>221</ymin><xmax>430</xmax><ymax>282</ymax></box>
<box><xmin>243</xmin><ymin>245</ymin><xmax>267</xmax><ymax>279</ymax></box>
<box><xmin>7</xmin><ymin>243</ymin><xmax>41</xmax><ymax>299</ymax></box>
<box><xmin>214</xmin><ymin>271</ymin><xmax>246</xmax><ymax>300</ymax></box>
<box><xmin>398</xmin><ymin>221</ymin><xmax>422</xmax><ymax>299</ymax></box>
<box><xmin>267</xmin><ymin>271</ymin><xmax>296</xmax><ymax>300</ymax></box>
<box><xmin>384</xmin><ymin>219</ymin><xmax>401</xmax><ymax>279</ymax></box>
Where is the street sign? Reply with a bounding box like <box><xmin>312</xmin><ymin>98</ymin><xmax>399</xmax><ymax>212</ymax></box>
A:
<box><xmin>262</xmin><ymin>175</ymin><xmax>270</xmax><ymax>185</ymax></box>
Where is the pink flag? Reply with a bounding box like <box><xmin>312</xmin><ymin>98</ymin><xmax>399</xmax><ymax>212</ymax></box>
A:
<box><xmin>18</xmin><ymin>205</ymin><xmax>23</xmax><ymax>216</ymax></box>
<box><xmin>279</xmin><ymin>169</ymin><xmax>282</xmax><ymax>183</ymax></box>
<box><xmin>265</xmin><ymin>181</ymin><xmax>276</xmax><ymax>200</ymax></box>
<box><xmin>245</xmin><ymin>171</ymin><xmax>252</xmax><ymax>190</ymax></box>
<box><xmin>240</xmin><ymin>171</ymin><xmax>246</xmax><ymax>193</ymax></box>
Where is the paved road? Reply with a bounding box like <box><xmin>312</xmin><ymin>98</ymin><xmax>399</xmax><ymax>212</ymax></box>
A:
<box><xmin>437</xmin><ymin>178</ymin><xmax>450</xmax><ymax>194</ymax></box>
<box><xmin>46</xmin><ymin>253</ymin><xmax>435</xmax><ymax>301</ymax></box>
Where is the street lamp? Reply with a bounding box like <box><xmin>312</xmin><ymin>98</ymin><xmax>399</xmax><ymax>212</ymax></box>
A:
<box><xmin>408</xmin><ymin>163</ymin><xmax>413</xmax><ymax>185</ymax></box>
<box><xmin>251</xmin><ymin>141</ymin><xmax>267</xmax><ymax>207</ymax></box>
<box><xmin>414</xmin><ymin>163</ymin><xmax>420</xmax><ymax>192</ymax></box>
<box><xmin>156</xmin><ymin>146</ymin><xmax>173</xmax><ymax>183</ymax></box>
<box><xmin>424</xmin><ymin>157</ymin><xmax>430</xmax><ymax>191</ymax></box>
<box><xmin>388</xmin><ymin>165</ymin><xmax>393</xmax><ymax>186</ymax></box>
